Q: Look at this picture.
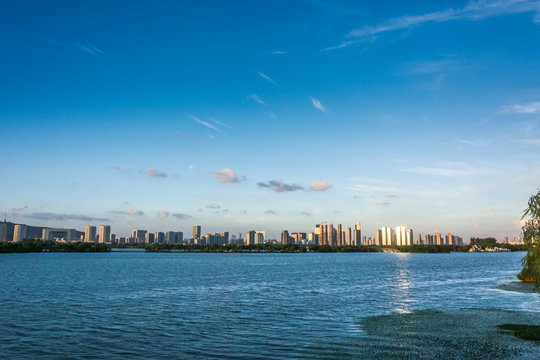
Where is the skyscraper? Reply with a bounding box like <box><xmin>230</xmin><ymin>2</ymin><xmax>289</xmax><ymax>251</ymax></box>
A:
<box><xmin>346</xmin><ymin>227</ymin><xmax>352</xmax><ymax>246</ymax></box>
<box><xmin>281</xmin><ymin>230</ymin><xmax>289</xmax><ymax>245</ymax></box>
<box><xmin>0</xmin><ymin>220</ymin><xmax>6</xmax><ymax>242</ymax></box>
<box><xmin>145</xmin><ymin>232</ymin><xmax>155</xmax><ymax>244</ymax></box>
<box><xmin>396</xmin><ymin>226</ymin><xmax>407</xmax><ymax>246</ymax></box>
<box><xmin>381</xmin><ymin>227</ymin><xmax>393</xmax><ymax>246</ymax></box>
<box><xmin>435</xmin><ymin>232</ymin><xmax>442</xmax><ymax>245</ymax></box>
<box><xmin>375</xmin><ymin>229</ymin><xmax>382</xmax><ymax>246</ymax></box>
<box><xmin>193</xmin><ymin>225</ymin><xmax>201</xmax><ymax>240</ymax></box>
<box><xmin>166</xmin><ymin>231</ymin><xmax>175</xmax><ymax>243</ymax></box>
<box><xmin>99</xmin><ymin>225</ymin><xmax>111</xmax><ymax>243</ymax></box>
<box><xmin>132</xmin><ymin>229</ymin><xmax>147</xmax><ymax>243</ymax></box>
<box><xmin>85</xmin><ymin>225</ymin><xmax>96</xmax><ymax>242</ymax></box>
<box><xmin>328</xmin><ymin>224</ymin><xmax>335</xmax><ymax>246</ymax></box>
<box><xmin>337</xmin><ymin>224</ymin><xmax>342</xmax><ymax>246</ymax></box>
<box><xmin>13</xmin><ymin>224</ymin><xmax>27</xmax><ymax>242</ymax></box>
<box><xmin>354</xmin><ymin>222</ymin><xmax>361</xmax><ymax>246</ymax></box>
<box><xmin>246</xmin><ymin>230</ymin><xmax>256</xmax><ymax>245</ymax></box>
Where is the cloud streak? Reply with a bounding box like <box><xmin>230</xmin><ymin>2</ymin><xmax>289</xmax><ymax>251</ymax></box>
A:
<box><xmin>327</xmin><ymin>0</ymin><xmax>540</xmax><ymax>51</ymax></box>
<box><xmin>249</xmin><ymin>93</ymin><xmax>266</xmax><ymax>106</ymax></box>
<box><xmin>257</xmin><ymin>71</ymin><xmax>275</xmax><ymax>84</ymax></box>
<box><xmin>172</xmin><ymin>213</ymin><xmax>191</xmax><ymax>219</ymax></box>
<box><xmin>500</xmin><ymin>101</ymin><xmax>540</xmax><ymax>114</ymax></box>
<box><xmin>25</xmin><ymin>212</ymin><xmax>109</xmax><ymax>222</ymax></box>
<box><xmin>258</xmin><ymin>179</ymin><xmax>304</xmax><ymax>192</ymax></box>
<box><xmin>205</xmin><ymin>203</ymin><xmax>221</xmax><ymax>209</ymax></box>
<box><xmin>157</xmin><ymin>210</ymin><xmax>170</xmax><ymax>219</ymax></box>
<box><xmin>310</xmin><ymin>97</ymin><xmax>328</xmax><ymax>113</ymax></box>
<box><xmin>12</xmin><ymin>205</ymin><xmax>27</xmax><ymax>211</ymax></box>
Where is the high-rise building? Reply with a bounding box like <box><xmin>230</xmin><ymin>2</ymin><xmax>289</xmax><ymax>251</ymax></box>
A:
<box><xmin>246</xmin><ymin>230</ymin><xmax>256</xmax><ymax>245</ymax></box>
<box><xmin>193</xmin><ymin>225</ymin><xmax>201</xmax><ymax>240</ymax></box>
<box><xmin>435</xmin><ymin>232</ymin><xmax>442</xmax><ymax>245</ymax></box>
<box><xmin>155</xmin><ymin>232</ymin><xmax>165</xmax><ymax>243</ymax></box>
<box><xmin>396</xmin><ymin>226</ymin><xmax>407</xmax><ymax>246</ymax></box>
<box><xmin>407</xmin><ymin>229</ymin><xmax>413</xmax><ymax>245</ymax></box>
<box><xmin>337</xmin><ymin>224</ymin><xmax>342</xmax><ymax>246</ymax></box>
<box><xmin>166</xmin><ymin>231</ymin><xmax>175</xmax><ymax>243</ymax></box>
<box><xmin>381</xmin><ymin>227</ymin><xmax>393</xmax><ymax>246</ymax></box>
<box><xmin>145</xmin><ymin>232</ymin><xmax>155</xmax><ymax>244</ymax></box>
<box><xmin>176</xmin><ymin>232</ymin><xmax>184</xmax><ymax>243</ymax></box>
<box><xmin>281</xmin><ymin>230</ymin><xmax>289</xmax><ymax>245</ymax></box>
<box><xmin>99</xmin><ymin>225</ymin><xmax>111</xmax><ymax>243</ymax></box>
<box><xmin>13</xmin><ymin>224</ymin><xmax>27</xmax><ymax>242</ymax></box>
<box><xmin>0</xmin><ymin>220</ymin><xmax>6</xmax><ymax>242</ymax></box>
<box><xmin>132</xmin><ymin>229</ymin><xmax>147</xmax><ymax>243</ymax></box>
<box><xmin>85</xmin><ymin>225</ymin><xmax>96</xmax><ymax>242</ymax></box>
<box><xmin>375</xmin><ymin>229</ymin><xmax>382</xmax><ymax>246</ymax></box>
<box><xmin>221</xmin><ymin>232</ymin><xmax>229</xmax><ymax>244</ymax></box>
<box><xmin>346</xmin><ymin>227</ymin><xmax>352</xmax><ymax>246</ymax></box>
<box><xmin>328</xmin><ymin>224</ymin><xmax>335</xmax><ymax>246</ymax></box>
<box><xmin>354</xmin><ymin>222</ymin><xmax>361</xmax><ymax>246</ymax></box>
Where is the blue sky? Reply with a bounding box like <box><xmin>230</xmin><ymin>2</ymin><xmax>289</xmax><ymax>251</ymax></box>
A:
<box><xmin>2</xmin><ymin>0</ymin><xmax>540</xmax><ymax>240</ymax></box>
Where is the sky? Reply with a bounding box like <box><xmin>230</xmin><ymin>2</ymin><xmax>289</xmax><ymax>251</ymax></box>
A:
<box><xmin>1</xmin><ymin>0</ymin><xmax>540</xmax><ymax>240</ymax></box>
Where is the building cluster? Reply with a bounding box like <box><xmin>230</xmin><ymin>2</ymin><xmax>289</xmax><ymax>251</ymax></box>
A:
<box><xmin>1</xmin><ymin>219</ymin><xmax>519</xmax><ymax>248</ymax></box>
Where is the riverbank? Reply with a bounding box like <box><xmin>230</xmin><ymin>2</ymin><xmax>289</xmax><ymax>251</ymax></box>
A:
<box><xmin>144</xmin><ymin>243</ymin><xmax>527</xmax><ymax>253</ymax></box>
<box><xmin>0</xmin><ymin>240</ymin><xmax>111</xmax><ymax>253</ymax></box>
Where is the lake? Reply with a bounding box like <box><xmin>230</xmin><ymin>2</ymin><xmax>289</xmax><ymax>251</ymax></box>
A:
<box><xmin>1</xmin><ymin>252</ymin><xmax>539</xmax><ymax>359</ymax></box>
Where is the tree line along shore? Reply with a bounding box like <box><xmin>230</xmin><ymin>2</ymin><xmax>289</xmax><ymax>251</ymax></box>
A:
<box><xmin>0</xmin><ymin>240</ymin><xmax>527</xmax><ymax>254</ymax></box>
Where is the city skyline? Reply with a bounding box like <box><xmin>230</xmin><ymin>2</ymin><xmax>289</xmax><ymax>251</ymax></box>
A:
<box><xmin>2</xmin><ymin>1</ymin><xmax>540</xmax><ymax>240</ymax></box>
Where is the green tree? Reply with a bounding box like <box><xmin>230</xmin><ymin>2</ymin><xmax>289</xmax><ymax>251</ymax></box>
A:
<box><xmin>518</xmin><ymin>189</ymin><xmax>540</xmax><ymax>285</ymax></box>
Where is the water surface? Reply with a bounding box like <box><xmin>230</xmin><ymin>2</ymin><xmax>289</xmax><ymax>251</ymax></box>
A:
<box><xmin>1</xmin><ymin>252</ymin><xmax>538</xmax><ymax>358</ymax></box>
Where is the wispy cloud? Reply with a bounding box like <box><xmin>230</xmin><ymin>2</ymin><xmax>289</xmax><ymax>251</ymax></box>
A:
<box><xmin>400</xmin><ymin>163</ymin><xmax>479</xmax><ymax>177</ymax></box>
<box><xmin>517</xmin><ymin>138</ymin><xmax>540</xmax><ymax>145</ymax></box>
<box><xmin>108</xmin><ymin>166</ymin><xmax>135</xmax><ymax>174</ymax></box>
<box><xmin>249</xmin><ymin>93</ymin><xmax>266</xmax><ymax>106</ymax></box>
<box><xmin>257</xmin><ymin>71</ymin><xmax>276</xmax><ymax>85</ymax></box>
<box><xmin>191</xmin><ymin>115</ymin><xmax>218</xmax><ymax>131</ymax></box>
<box><xmin>310</xmin><ymin>97</ymin><xmax>328</xmax><ymax>113</ymax></box>
<box><xmin>327</xmin><ymin>0</ymin><xmax>540</xmax><ymax>51</ymax></box>
<box><xmin>500</xmin><ymin>101</ymin><xmax>540</xmax><ymax>114</ymax></box>
<box><xmin>456</xmin><ymin>138</ymin><xmax>494</xmax><ymax>146</ymax></box>
<box><xmin>310</xmin><ymin>181</ymin><xmax>333</xmax><ymax>191</ymax></box>
<box><xmin>301</xmin><ymin>211</ymin><xmax>312</xmax><ymax>216</ymax></box>
<box><xmin>12</xmin><ymin>205</ymin><xmax>27</xmax><ymax>211</ymax></box>
<box><xmin>172</xmin><ymin>212</ymin><xmax>191</xmax><ymax>219</ymax></box>
<box><xmin>258</xmin><ymin>179</ymin><xmax>304</xmax><ymax>192</ymax></box>
<box><xmin>157</xmin><ymin>210</ymin><xmax>170</xmax><ymax>219</ymax></box>
<box><xmin>25</xmin><ymin>212</ymin><xmax>109</xmax><ymax>222</ymax></box>
<box><xmin>44</xmin><ymin>38</ymin><xmax>105</xmax><ymax>57</ymax></box>
<box><xmin>205</xmin><ymin>203</ymin><xmax>221</xmax><ymax>209</ymax></box>
<box><xmin>210</xmin><ymin>168</ymin><xmax>240</xmax><ymax>183</ymax></box>
<box><xmin>125</xmin><ymin>209</ymin><xmax>144</xmax><ymax>216</ymax></box>
<box><xmin>146</xmin><ymin>168</ymin><xmax>167</xmax><ymax>178</ymax></box>
<box><xmin>270</xmin><ymin>50</ymin><xmax>287</xmax><ymax>55</ymax></box>
<box><xmin>265</xmin><ymin>209</ymin><xmax>277</xmax><ymax>215</ymax></box>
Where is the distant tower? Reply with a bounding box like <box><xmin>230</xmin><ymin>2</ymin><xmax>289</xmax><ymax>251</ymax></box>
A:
<box><xmin>0</xmin><ymin>215</ymin><xmax>7</xmax><ymax>242</ymax></box>
<box><xmin>328</xmin><ymin>224</ymin><xmax>335</xmax><ymax>246</ymax></box>
<box><xmin>85</xmin><ymin>225</ymin><xmax>97</xmax><ymax>242</ymax></box>
<box><xmin>193</xmin><ymin>225</ymin><xmax>201</xmax><ymax>240</ymax></box>
<box><xmin>281</xmin><ymin>230</ymin><xmax>289</xmax><ymax>245</ymax></box>
<box><xmin>337</xmin><ymin>224</ymin><xmax>342</xmax><ymax>246</ymax></box>
<box><xmin>354</xmin><ymin>222</ymin><xmax>361</xmax><ymax>246</ymax></box>
<box><xmin>99</xmin><ymin>225</ymin><xmax>111</xmax><ymax>243</ymax></box>
<box><xmin>13</xmin><ymin>224</ymin><xmax>27</xmax><ymax>242</ymax></box>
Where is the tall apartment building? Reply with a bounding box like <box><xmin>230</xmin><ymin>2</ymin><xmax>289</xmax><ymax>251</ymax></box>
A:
<box><xmin>0</xmin><ymin>221</ymin><xmax>6</xmax><ymax>242</ymax></box>
<box><xmin>375</xmin><ymin>229</ymin><xmax>382</xmax><ymax>246</ymax></box>
<box><xmin>354</xmin><ymin>222</ymin><xmax>361</xmax><ymax>246</ymax></box>
<box><xmin>381</xmin><ymin>227</ymin><xmax>393</xmax><ymax>246</ymax></box>
<box><xmin>346</xmin><ymin>227</ymin><xmax>352</xmax><ymax>246</ymax></box>
<box><xmin>281</xmin><ymin>230</ymin><xmax>290</xmax><ymax>245</ymax></box>
<box><xmin>85</xmin><ymin>225</ymin><xmax>96</xmax><ymax>242</ymax></box>
<box><xmin>221</xmin><ymin>231</ymin><xmax>229</xmax><ymax>244</ymax></box>
<box><xmin>193</xmin><ymin>225</ymin><xmax>201</xmax><ymax>240</ymax></box>
<box><xmin>396</xmin><ymin>226</ymin><xmax>407</xmax><ymax>246</ymax></box>
<box><xmin>99</xmin><ymin>225</ymin><xmax>111</xmax><ymax>243</ymax></box>
<box><xmin>328</xmin><ymin>224</ymin><xmax>335</xmax><ymax>246</ymax></box>
<box><xmin>337</xmin><ymin>224</ymin><xmax>342</xmax><ymax>246</ymax></box>
<box><xmin>13</xmin><ymin>224</ymin><xmax>27</xmax><ymax>242</ymax></box>
<box><xmin>246</xmin><ymin>230</ymin><xmax>256</xmax><ymax>245</ymax></box>
<box><xmin>435</xmin><ymin>232</ymin><xmax>442</xmax><ymax>245</ymax></box>
<box><xmin>132</xmin><ymin>229</ymin><xmax>147</xmax><ymax>243</ymax></box>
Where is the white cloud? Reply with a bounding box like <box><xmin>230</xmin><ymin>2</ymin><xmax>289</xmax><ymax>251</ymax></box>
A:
<box><xmin>500</xmin><ymin>101</ymin><xmax>540</xmax><ymax>114</ymax></box>
<box><xmin>12</xmin><ymin>205</ymin><xmax>27</xmax><ymax>211</ymax></box>
<box><xmin>310</xmin><ymin>181</ymin><xmax>333</xmax><ymax>191</ymax></box>
<box><xmin>125</xmin><ymin>209</ymin><xmax>144</xmax><ymax>216</ymax></box>
<box><xmin>157</xmin><ymin>210</ymin><xmax>170</xmax><ymax>219</ymax></box>
<box><xmin>210</xmin><ymin>168</ymin><xmax>240</xmax><ymax>183</ymax></box>
<box><xmin>205</xmin><ymin>203</ymin><xmax>221</xmax><ymax>209</ymax></box>
<box><xmin>400</xmin><ymin>164</ymin><xmax>479</xmax><ymax>177</ymax></box>
<box><xmin>310</xmin><ymin>97</ymin><xmax>328</xmax><ymax>113</ymax></box>
<box><xmin>257</xmin><ymin>71</ymin><xmax>275</xmax><ymax>84</ymax></box>
<box><xmin>146</xmin><ymin>168</ymin><xmax>167</xmax><ymax>178</ymax></box>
